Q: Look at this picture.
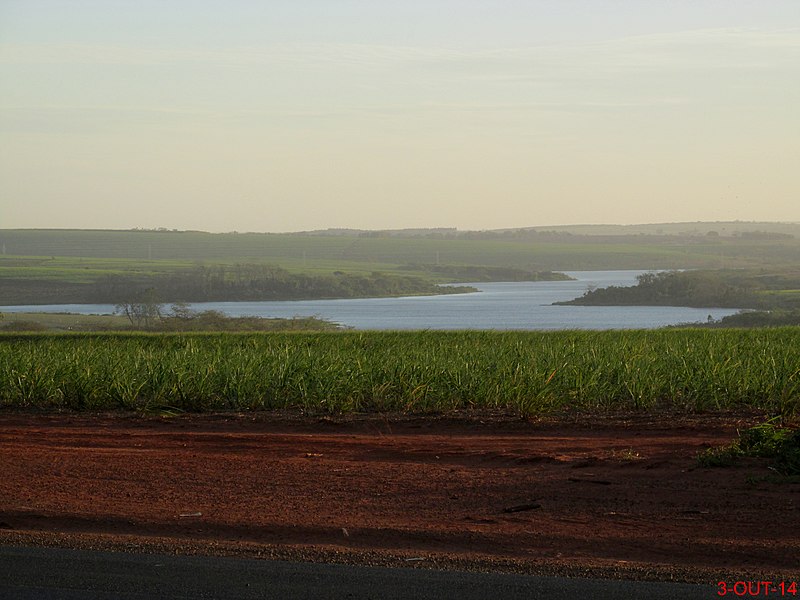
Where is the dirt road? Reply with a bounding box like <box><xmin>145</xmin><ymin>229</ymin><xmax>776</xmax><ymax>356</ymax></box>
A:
<box><xmin>1</xmin><ymin>412</ymin><xmax>797</xmax><ymax>582</ymax></box>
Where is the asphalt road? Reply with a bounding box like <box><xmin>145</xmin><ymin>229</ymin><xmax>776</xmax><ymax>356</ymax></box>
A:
<box><xmin>0</xmin><ymin>546</ymin><xmax>716</xmax><ymax>599</ymax></box>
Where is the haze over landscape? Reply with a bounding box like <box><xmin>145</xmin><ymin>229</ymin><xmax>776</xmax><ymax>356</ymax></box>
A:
<box><xmin>1</xmin><ymin>1</ymin><xmax>798</xmax><ymax>233</ymax></box>
<box><xmin>4</xmin><ymin>5</ymin><xmax>800</xmax><ymax>594</ymax></box>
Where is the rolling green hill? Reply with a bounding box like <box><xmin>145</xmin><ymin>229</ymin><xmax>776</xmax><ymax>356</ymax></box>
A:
<box><xmin>1</xmin><ymin>223</ymin><xmax>798</xmax><ymax>304</ymax></box>
<box><xmin>2</xmin><ymin>222</ymin><xmax>798</xmax><ymax>271</ymax></box>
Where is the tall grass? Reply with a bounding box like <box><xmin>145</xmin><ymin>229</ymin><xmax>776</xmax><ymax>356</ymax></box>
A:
<box><xmin>1</xmin><ymin>329</ymin><xmax>798</xmax><ymax>415</ymax></box>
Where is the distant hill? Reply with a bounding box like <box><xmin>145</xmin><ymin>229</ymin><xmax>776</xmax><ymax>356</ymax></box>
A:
<box><xmin>298</xmin><ymin>221</ymin><xmax>800</xmax><ymax>239</ymax></box>
<box><xmin>496</xmin><ymin>221</ymin><xmax>800</xmax><ymax>238</ymax></box>
<box><xmin>1</xmin><ymin>222</ymin><xmax>799</xmax><ymax>272</ymax></box>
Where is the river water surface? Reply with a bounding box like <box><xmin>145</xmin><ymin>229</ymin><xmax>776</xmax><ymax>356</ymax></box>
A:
<box><xmin>1</xmin><ymin>270</ymin><xmax>742</xmax><ymax>330</ymax></box>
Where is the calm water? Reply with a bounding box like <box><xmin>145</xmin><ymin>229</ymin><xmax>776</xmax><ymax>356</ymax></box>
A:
<box><xmin>1</xmin><ymin>270</ymin><xmax>742</xmax><ymax>330</ymax></box>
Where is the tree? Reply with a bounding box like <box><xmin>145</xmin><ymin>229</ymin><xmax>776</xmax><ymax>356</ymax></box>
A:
<box><xmin>115</xmin><ymin>288</ymin><xmax>164</xmax><ymax>329</ymax></box>
<box><xmin>169</xmin><ymin>301</ymin><xmax>194</xmax><ymax>320</ymax></box>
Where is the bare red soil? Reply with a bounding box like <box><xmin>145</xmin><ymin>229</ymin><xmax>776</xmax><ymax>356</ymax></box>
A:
<box><xmin>0</xmin><ymin>412</ymin><xmax>797</xmax><ymax>581</ymax></box>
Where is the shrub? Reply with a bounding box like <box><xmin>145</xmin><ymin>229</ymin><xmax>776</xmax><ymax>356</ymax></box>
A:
<box><xmin>698</xmin><ymin>419</ymin><xmax>800</xmax><ymax>475</ymax></box>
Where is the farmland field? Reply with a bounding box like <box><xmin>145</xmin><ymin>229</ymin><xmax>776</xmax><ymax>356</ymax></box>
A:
<box><xmin>2</xmin><ymin>329</ymin><xmax>798</xmax><ymax>415</ymax></box>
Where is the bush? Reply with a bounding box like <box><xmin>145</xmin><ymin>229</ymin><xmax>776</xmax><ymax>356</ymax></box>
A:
<box><xmin>698</xmin><ymin>419</ymin><xmax>800</xmax><ymax>475</ymax></box>
<box><xmin>1</xmin><ymin>320</ymin><xmax>48</xmax><ymax>332</ymax></box>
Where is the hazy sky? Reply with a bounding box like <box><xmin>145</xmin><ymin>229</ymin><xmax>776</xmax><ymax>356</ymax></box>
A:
<box><xmin>1</xmin><ymin>1</ymin><xmax>799</xmax><ymax>232</ymax></box>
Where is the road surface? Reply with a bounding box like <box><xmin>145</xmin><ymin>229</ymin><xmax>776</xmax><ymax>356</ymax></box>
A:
<box><xmin>0</xmin><ymin>545</ymin><xmax>716</xmax><ymax>600</ymax></box>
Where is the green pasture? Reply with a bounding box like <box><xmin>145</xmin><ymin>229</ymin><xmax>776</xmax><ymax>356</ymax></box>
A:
<box><xmin>1</xmin><ymin>329</ymin><xmax>798</xmax><ymax>416</ymax></box>
<box><xmin>0</xmin><ymin>256</ymin><xmax>203</xmax><ymax>285</ymax></box>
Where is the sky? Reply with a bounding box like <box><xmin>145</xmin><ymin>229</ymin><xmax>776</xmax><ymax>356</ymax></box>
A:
<box><xmin>1</xmin><ymin>1</ymin><xmax>799</xmax><ymax>232</ymax></box>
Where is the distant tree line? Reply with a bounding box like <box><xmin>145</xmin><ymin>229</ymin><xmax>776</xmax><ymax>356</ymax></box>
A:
<box><xmin>92</xmin><ymin>264</ymin><xmax>475</xmax><ymax>304</ymax></box>
<box><xmin>558</xmin><ymin>269</ymin><xmax>800</xmax><ymax>310</ymax></box>
<box><xmin>702</xmin><ymin>309</ymin><xmax>800</xmax><ymax>328</ymax></box>
<box><xmin>400</xmin><ymin>264</ymin><xmax>572</xmax><ymax>282</ymax></box>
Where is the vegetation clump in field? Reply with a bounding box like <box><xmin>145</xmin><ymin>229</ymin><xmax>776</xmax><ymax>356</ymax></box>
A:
<box><xmin>0</xmin><ymin>308</ymin><xmax>340</xmax><ymax>333</ymax></box>
<box><xmin>0</xmin><ymin>319</ymin><xmax>48</xmax><ymax>332</ymax></box>
<box><xmin>155</xmin><ymin>309</ymin><xmax>342</xmax><ymax>332</ymax></box>
<box><xmin>698</xmin><ymin>419</ymin><xmax>800</xmax><ymax>476</ymax></box>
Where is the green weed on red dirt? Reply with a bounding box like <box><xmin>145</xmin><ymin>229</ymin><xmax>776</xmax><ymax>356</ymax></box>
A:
<box><xmin>1</xmin><ymin>329</ymin><xmax>799</xmax><ymax>415</ymax></box>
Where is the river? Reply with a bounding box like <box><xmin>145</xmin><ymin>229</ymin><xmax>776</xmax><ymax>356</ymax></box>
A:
<box><xmin>1</xmin><ymin>270</ymin><xmax>742</xmax><ymax>330</ymax></box>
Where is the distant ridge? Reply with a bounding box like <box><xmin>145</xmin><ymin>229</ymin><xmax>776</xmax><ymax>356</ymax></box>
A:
<box><xmin>3</xmin><ymin>221</ymin><xmax>798</xmax><ymax>238</ymax></box>
<box><xmin>2</xmin><ymin>221</ymin><xmax>799</xmax><ymax>275</ymax></box>
<box><xmin>296</xmin><ymin>221</ymin><xmax>800</xmax><ymax>238</ymax></box>
<box><xmin>493</xmin><ymin>221</ymin><xmax>800</xmax><ymax>237</ymax></box>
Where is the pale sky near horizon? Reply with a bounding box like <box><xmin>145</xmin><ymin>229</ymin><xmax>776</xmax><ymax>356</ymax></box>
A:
<box><xmin>1</xmin><ymin>1</ymin><xmax>799</xmax><ymax>233</ymax></box>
